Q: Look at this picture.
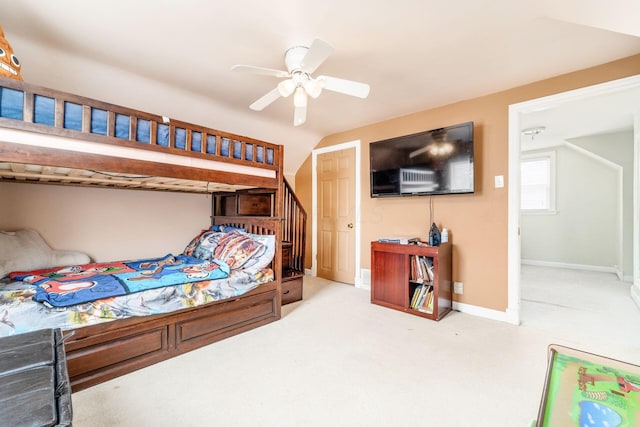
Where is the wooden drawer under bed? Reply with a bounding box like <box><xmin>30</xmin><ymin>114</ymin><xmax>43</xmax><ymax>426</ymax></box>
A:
<box><xmin>281</xmin><ymin>276</ymin><xmax>303</xmax><ymax>305</ymax></box>
<box><xmin>63</xmin><ymin>285</ymin><xmax>279</xmax><ymax>391</ymax></box>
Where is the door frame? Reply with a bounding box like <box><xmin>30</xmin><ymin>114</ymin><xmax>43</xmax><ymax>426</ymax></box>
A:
<box><xmin>311</xmin><ymin>140</ymin><xmax>362</xmax><ymax>286</ymax></box>
<box><xmin>508</xmin><ymin>74</ymin><xmax>640</xmax><ymax>324</ymax></box>
<box><xmin>633</xmin><ymin>108</ymin><xmax>640</xmax><ymax>305</ymax></box>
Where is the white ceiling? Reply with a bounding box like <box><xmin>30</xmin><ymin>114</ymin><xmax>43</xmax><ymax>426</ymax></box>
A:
<box><xmin>521</xmin><ymin>84</ymin><xmax>640</xmax><ymax>151</ymax></box>
<box><xmin>1</xmin><ymin>0</ymin><xmax>639</xmax><ymax>174</ymax></box>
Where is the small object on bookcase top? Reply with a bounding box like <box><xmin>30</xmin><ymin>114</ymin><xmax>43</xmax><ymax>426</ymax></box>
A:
<box><xmin>428</xmin><ymin>222</ymin><xmax>441</xmax><ymax>246</ymax></box>
<box><xmin>378</xmin><ymin>236</ymin><xmax>418</xmax><ymax>244</ymax></box>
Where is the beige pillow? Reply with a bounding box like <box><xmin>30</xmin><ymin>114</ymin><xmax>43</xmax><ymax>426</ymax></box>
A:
<box><xmin>0</xmin><ymin>229</ymin><xmax>91</xmax><ymax>278</ymax></box>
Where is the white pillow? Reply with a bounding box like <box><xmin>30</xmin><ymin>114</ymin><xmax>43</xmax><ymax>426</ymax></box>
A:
<box><xmin>0</xmin><ymin>229</ymin><xmax>91</xmax><ymax>278</ymax></box>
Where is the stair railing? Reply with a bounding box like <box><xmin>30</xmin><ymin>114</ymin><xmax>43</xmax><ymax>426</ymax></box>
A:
<box><xmin>282</xmin><ymin>178</ymin><xmax>307</xmax><ymax>273</ymax></box>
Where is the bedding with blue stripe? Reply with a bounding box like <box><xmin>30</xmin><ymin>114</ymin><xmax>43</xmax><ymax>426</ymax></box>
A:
<box><xmin>9</xmin><ymin>254</ymin><xmax>230</xmax><ymax>308</ymax></box>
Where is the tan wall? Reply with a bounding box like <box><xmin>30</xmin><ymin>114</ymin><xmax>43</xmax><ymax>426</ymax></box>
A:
<box><xmin>0</xmin><ymin>182</ymin><xmax>211</xmax><ymax>262</ymax></box>
<box><xmin>295</xmin><ymin>54</ymin><xmax>640</xmax><ymax>312</ymax></box>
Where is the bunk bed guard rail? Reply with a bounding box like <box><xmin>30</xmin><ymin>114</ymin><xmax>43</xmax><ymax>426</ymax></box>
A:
<box><xmin>0</xmin><ymin>77</ymin><xmax>281</xmax><ymax>172</ymax></box>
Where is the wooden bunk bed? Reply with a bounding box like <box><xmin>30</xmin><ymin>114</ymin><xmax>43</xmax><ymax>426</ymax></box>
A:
<box><xmin>0</xmin><ymin>77</ymin><xmax>285</xmax><ymax>391</ymax></box>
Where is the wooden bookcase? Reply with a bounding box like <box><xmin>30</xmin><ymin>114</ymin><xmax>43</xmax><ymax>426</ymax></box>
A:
<box><xmin>371</xmin><ymin>241</ymin><xmax>452</xmax><ymax>321</ymax></box>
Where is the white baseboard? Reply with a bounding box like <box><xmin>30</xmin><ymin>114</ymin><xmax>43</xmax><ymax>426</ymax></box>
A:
<box><xmin>452</xmin><ymin>301</ymin><xmax>515</xmax><ymax>324</ymax></box>
<box><xmin>357</xmin><ymin>269</ymin><xmax>371</xmax><ymax>291</ymax></box>
<box><xmin>522</xmin><ymin>259</ymin><xmax>620</xmax><ymax>275</ymax></box>
<box><xmin>361</xmin><ymin>261</ymin><xmax>634</xmax><ymax>323</ymax></box>
<box><xmin>362</xmin><ymin>268</ymin><xmax>513</xmax><ymax>323</ymax></box>
<box><xmin>304</xmin><ymin>268</ymin><xmax>371</xmax><ymax>291</ymax></box>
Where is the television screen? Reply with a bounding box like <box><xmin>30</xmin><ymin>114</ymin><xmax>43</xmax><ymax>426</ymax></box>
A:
<box><xmin>369</xmin><ymin>121</ymin><xmax>474</xmax><ymax>197</ymax></box>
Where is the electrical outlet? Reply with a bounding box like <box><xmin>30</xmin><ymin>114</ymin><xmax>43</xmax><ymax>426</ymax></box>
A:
<box><xmin>453</xmin><ymin>281</ymin><xmax>464</xmax><ymax>294</ymax></box>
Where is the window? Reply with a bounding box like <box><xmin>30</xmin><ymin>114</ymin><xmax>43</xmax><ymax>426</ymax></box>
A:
<box><xmin>521</xmin><ymin>152</ymin><xmax>556</xmax><ymax>213</ymax></box>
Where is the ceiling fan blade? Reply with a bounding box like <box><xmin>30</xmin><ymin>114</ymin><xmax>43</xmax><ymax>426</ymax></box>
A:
<box><xmin>301</xmin><ymin>38</ymin><xmax>334</xmax><ymax>74</ymax></box>
<box><xmin>232</xmin><ymin>64</ymin><xmax>289</xmax><ymax>78</ymax></box>
<box><xmin>317</xmin><ymin>75</ymin><xmax>370</xmax><ymax>99</ymax></box>
<box><xmin>249</xmin><ymin>87</ymin><xmax>281</xmax><ymax>111</ymax></box>
<box><xmin>294</xmin><ymin>104</ymin><xmax>307</xmax><ymax>126</ymax></box>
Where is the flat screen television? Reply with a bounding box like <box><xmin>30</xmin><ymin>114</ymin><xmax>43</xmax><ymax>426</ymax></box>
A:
<box><xmin>369</xmin><ymin>121</ymin><xmax>474</xmax><ymax>197</ymax></box>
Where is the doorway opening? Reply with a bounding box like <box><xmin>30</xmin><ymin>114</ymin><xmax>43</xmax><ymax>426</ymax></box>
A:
<box><xmin>508</xmin><ymin>74</ymin><xmax>640</xmax><ymax>325</ymax></box>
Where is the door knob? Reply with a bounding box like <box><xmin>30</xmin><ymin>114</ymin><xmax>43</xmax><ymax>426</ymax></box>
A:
<box><xmin>347</xmin><ymin>223</ymin><xmax>354</xmax><ymax>229</ymax></box>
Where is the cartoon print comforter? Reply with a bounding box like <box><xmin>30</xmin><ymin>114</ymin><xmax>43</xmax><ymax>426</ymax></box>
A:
<box><xmin>8</xmin><ymin>254</ymin><xmax>230</xmax><ymax>308</ymax></box>
<box><xmin>0</xmin><ymin>266</ymin><xmax>273</xmax><ymax>337</ymax></box>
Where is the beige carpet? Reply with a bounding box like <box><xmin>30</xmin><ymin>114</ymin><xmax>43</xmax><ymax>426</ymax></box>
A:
<box><xmin>72</xmin><ymin>270</ymin><xmax>639</xmax><ymax>426</ymax></box>
<box><xmin>520</xmin><ymin>265</ymin><xmax>640</xmax><ymax>355</ymax></box>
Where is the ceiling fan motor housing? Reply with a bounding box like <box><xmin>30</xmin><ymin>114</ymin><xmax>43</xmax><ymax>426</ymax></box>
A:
<box><xmin>284</xmin><ymin>45</ymin><xmax>310</xmax><ymax>73</ymax></box>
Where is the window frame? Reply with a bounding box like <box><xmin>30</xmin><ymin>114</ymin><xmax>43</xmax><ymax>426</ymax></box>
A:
<box><xmin>520</xmin><ymin>151</ymin><xmax>557</xmax><ymax>215</ymax></box>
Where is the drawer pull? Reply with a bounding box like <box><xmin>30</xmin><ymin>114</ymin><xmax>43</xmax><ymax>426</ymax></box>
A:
<box><xmin>283</xmin><ymin>290</ymin><xmax>290</xmax><ymax>295</ymax></box>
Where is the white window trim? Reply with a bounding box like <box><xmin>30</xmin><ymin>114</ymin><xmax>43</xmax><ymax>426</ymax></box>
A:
<box><xmin>520</xmin><ymin>151</ymin><xmax>557</xmax><ymax>215</ymax></box>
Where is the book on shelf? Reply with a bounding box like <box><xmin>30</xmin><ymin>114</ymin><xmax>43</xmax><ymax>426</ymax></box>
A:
<box><xmin>410</xmin><ymin>286</ymin><xmax>421</xmax><ymax>310</ymax></box>
<box><xmin>410</xmin><ymin>286</ymin><xmax>422</xmax><ymax>308</ymax></box>
<box><xmin>378</xmin><ymin>236</ymin><xmax>419</xmax><ymax>245</ymax></box>
<box><xmin>410</xmin><ymin>283</ymin><xmax>433</xmax><ymax>314</ymax></box>
<box><xmin>417</xmin><ymin>290</ymin><xmax>434</xmax><ymax>314</ymax></box>
<box><xmin>409</xmin><ymin>255</ymin><xmax>434</xmax><ymax>283</ymax></box>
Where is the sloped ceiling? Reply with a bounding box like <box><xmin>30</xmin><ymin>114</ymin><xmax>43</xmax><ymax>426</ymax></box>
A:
<box><xmin>1</xmin><ymin>0</ymin><xmax>639</xmax><ymax>174</ymax></box>
<box><xmin>521</xmin><ymin>83</ymin><xmax>640</xmax><ymax>151</ymax></box>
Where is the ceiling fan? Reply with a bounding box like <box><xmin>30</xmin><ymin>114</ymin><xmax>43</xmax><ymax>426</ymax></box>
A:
<box><xmin>232</xmin><ymin>38</ymin><xmax>370</xmax><ymax>126</ymax></box>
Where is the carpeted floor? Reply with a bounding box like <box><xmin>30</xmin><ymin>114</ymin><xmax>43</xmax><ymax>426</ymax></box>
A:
<box><xmin>72</xmin><ymin>268</ymin><xmax>639</xmax><ymax>426</ymax></box>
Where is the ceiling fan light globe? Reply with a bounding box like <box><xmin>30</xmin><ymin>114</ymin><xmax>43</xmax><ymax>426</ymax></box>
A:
<box><xmin>277</xmin><ymin>79</ymin><xmax>296</xmax><ymax>97</ymax></box>
<box><xmin>303</xmin><ymin>79</ymin><xmax>322</xmax><ymax>98</ymax></box>
<box><xmin>316</xmin><ymin>76</ymin><xmax>327</xmax><ymax>88</ymax></box>
<box><xmin>294</xmin><ymin>87</ymin><xmax>307</xmax><ymax>107</ymax></box>
<box><xmin>294</xmin><ymin>104</ymin><xmax>307</xmax><ymax>126</ymax></box>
